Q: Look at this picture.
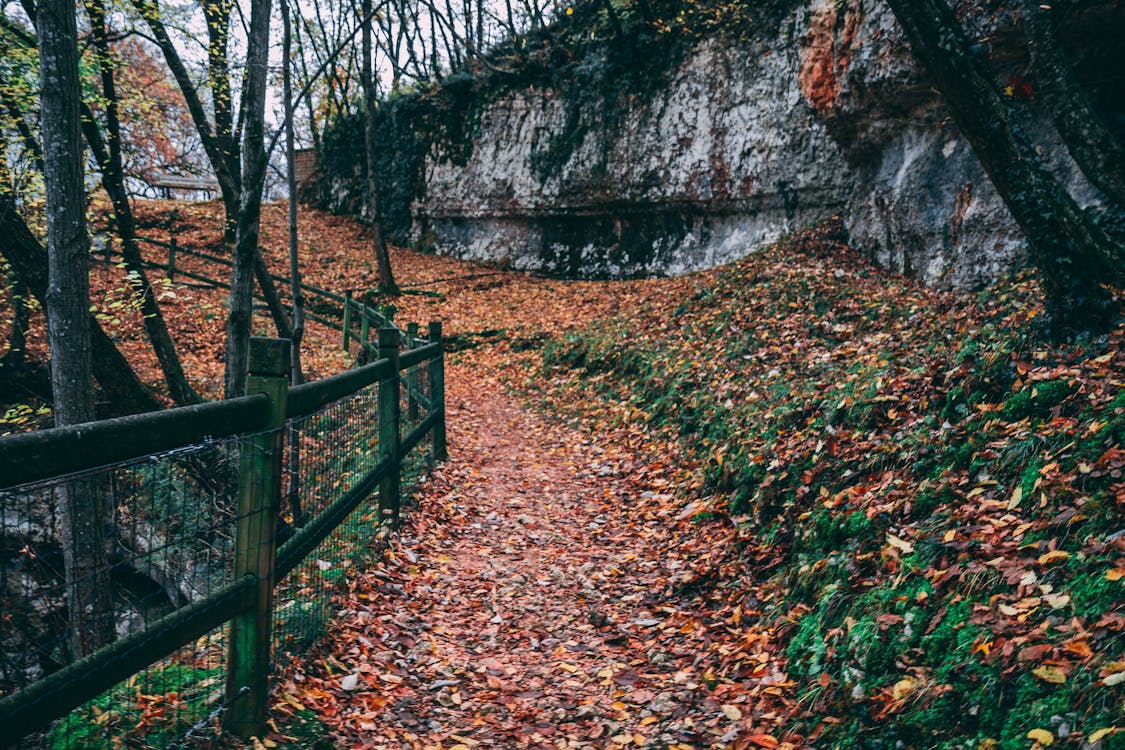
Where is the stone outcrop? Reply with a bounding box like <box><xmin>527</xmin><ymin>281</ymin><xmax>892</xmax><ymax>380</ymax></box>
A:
<box><xmin>321</xmin><ymin>0</ymin><xmax>1124</xmax><ymax>287</ymax></box>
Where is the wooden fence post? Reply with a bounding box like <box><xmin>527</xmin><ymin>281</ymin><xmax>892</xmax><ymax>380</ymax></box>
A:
<box><xmin>360</xmin><ymin>304</ymin><xmax>371</xmax><ymax>351</ymax></box>
<box><xmin>342</xmin><ymin>291</ymin><xmax>352</xmax><ymax>352</ymax></box>
<box><xmin>226</xmin><ymin>337</ymin><xmax>290</xmax><ymax>739</ymax></box>
<box><xmin>167</xmin><ymin>237</ymin><xmax>177</xmax><ymax>283</ymax></box>
<box><xmin>378</xmin><ymin>327</ymin><xmax>401</xmax><ymax>526</ymax></box>
<box><xmin>428</xmin><ymin>321</ymin><xmax>447</xmax><ymax>462</ymax></box>
<box><xmin>406</xmin><ymin>322</ymin><xmax>420</xmax><ymax>422</ymax></box>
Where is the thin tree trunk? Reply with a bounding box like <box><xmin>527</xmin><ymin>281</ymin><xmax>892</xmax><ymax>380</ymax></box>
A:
<box><xmin>884</xmin><ymin>0</ymin><xmax>1122</xmax><ymax>335</ymax></box>
<box><xmin>282</xmin><ymin>0</ymin><xmax>305</xmax><ymax>527</ymax></box>
<box><xmin>4</xmin><ymin>278</ymin><xmax>29</xmax><ymax>367</ymax></box>
<box><xmin>36</xmin><ymin>0</ymin><xmax>115</xmax><ymax>659</ymax></box>
<box><xmin>362</xmin><ymin>0</ymin><xmax>399</xmax><ymax>296</ymax></box>
<box><xmin>1022</xmin><ymin>1</ymin><xmax>1125</xmax><ymax>210</ymax></box>
<box><xmin>81</xmin><ymin>0</ymin><xmax>201</xmax><ymax>406</ymax></box>
<box><xmin>224</xmin><ymin>0</ymin><xmax>273</xmax><ymax>398</ymax></box>
<box><xmin>202</xmin><ymin>0</ymin><xmax>240</xmax><ymax>229</ymax></box>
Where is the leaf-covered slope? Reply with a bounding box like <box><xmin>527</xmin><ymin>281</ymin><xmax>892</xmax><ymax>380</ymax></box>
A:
<box><xmin>527</xmin><ymin>220</ymin><xmax>1124</xmax><ymax>748</ymax></box>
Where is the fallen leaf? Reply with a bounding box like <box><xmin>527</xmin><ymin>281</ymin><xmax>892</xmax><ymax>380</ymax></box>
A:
<box><xmin>1037</xmin><ymin>550</ymin><xmax>1070</xmax><ymax>566</ymax></box>
<box><xmin>1031</xmin><ymin>666</ymin><xmax>1066</xmax><ymax>685</ymax></box>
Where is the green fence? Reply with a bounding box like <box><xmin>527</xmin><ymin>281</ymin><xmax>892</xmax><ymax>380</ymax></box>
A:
<box><xmin>0</xmin><ymin>323</ymin><xmax>446</xmax><ymax>747</ymax></box>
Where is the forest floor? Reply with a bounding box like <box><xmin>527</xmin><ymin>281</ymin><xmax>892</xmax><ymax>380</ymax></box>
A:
<box><xmin>275</xmin><ymin>364</ymin><xmax>790</xmax><ymax>750</ymax></box>
<box><xmin>1</xmin><ymin>200</ymin><xmax>1121</xmax><ymax>749</ymax></box>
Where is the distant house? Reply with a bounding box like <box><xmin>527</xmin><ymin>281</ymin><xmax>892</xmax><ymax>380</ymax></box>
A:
<box><xmin>153</xmin><ymin>174</ymin><xmax>220</xmax><ymax>201</ymax></box>
<box><xmin>294</xmin><ymin>148</ymin><xmax>319</xmax><ymax>190</ymax></box>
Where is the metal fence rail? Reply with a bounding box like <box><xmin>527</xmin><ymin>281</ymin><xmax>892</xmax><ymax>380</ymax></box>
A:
<box><xmin>0</xmin><ymin>322</ymin><xmax>446</xmax><ymax>748</ymax></box>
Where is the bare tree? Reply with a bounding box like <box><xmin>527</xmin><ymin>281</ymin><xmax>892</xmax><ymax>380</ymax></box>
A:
<box><xmin>35</xmin><ymin>0</ymin><xmax>114</xmax><ymax>658</ymax></box>
<box><xmin>281</xmin><ymin>0</ymin><xmax>306</xmax><ymax>526</ymax></box>
<box><xmin>362</xmin><ymin>0</ymin><xmax>399</xmax><ymax>295</ymax></box>
<box><xmin>224</xmin><ymin>0</ymin><xmax>273</xmax><ymax>397</ymax></box>
<box><xmin>82</xmin><ymin>0</ymin><xmax>201</xmax><ymax>405</ymax></box>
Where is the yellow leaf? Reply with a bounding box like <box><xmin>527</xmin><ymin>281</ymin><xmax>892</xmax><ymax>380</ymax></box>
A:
<box><xmin>634</xmin><ymin>734</ymin><xmax>646</xmax><ymax>746</ymax></box>
<box><xmin>891</xmin><ymin>677</ymin><xmax>917</xmax><ymax>700</ymax></box>
<box><xmin>1102</xmin><ymin>671</ymin><xmax>1125</xmax><ymax>687</ymax></box>
<box><xmin>1106</xmin><ymin>568</ymin><xmax>1125</xmax><ymax>582</ymax></box>
<box><xmin>1043</xmin><ymin>593</ymin><xmax>1070</xmax><ymax>609</ymax></box>
<box><xmin>559</xmin><ymin>663</ymin><xmax>579</xmax><ymax>673</ymax></box>
<box><xmin>1007</xmin><ymin>486</ymin><xmax>1023</xmax><ymax>509</ymax></box>
<box><xmin>1089</xmin><ymin>728</ymin><xmax>1119</xmax><ymax>743</ymax></box>
<box><xmin>1026</xmin><ymin>728</ymin><xmax>1054</xmax><ymax>746</ymax></box>
<box><xmin>721</xmin><ymin>704</ymin><xmax>742</xmax><ymax>721</ymax></box>
<box><xmin>886</xmin><ymin>533</ymin><xmax>914</xmax><ymax>554</ymax></box>
<box><xmin>1032</xmin><ymin>665</ymin><xmax>1066</xmax><ymax>684</ymax></box>
<box><xmin>1037</xmin><ymin>550</ymin><xmax>1070</xmax><ymax>565</ymax></box>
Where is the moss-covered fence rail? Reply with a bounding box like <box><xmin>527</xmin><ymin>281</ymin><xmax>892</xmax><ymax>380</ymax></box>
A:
<box><xmin>0</xmin><ymin>324</ymin><xmax>447</xmax><ymax>745</ymax></box>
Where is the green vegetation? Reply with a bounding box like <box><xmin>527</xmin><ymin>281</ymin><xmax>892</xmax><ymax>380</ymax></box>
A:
<box><xmin>47</xmin><ymin>663</ymin><xmax>223</xmax><ymax>750</ymax></box>
<box><xmin>537</xmin><ymin>221</ymin><xmax>1125</xmax><ymax>747</ymax></box>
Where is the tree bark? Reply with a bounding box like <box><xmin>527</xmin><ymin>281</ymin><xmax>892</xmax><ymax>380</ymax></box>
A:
<box><xmin>0</xmin><ymin>196</ymin><xmax>164</xmax><ymax>415</ymax></box>
<box><xmin>362</xmin><ymin>0</ymin><xmax>399</xmax><ymax>296</ymax></box>
<box><xmin>201</xmin><ymin>0</ymin><xmax>240</xmax><ymax>228</ymax></box>
<box><xmin>1022</xmin><ymin>1</ymin><xmax>1125</xmax><ymax>210</ymax></box>
<box><xmin>36</xmin><ymin>0</ymin><xmax>115</xmax><ymax>659</ymax></box>
<box><xmin>884</xmin><ymin>0</ymin><xmax>1123</xmax><ymax>335</ymax></box>
<box><xmin>282</xmin><ymin>0</ymin><xmax>305</xmax><ymax>527</ymax></box>
<box><xmin>223</xmin><ymin>0</ymin><xmax>273</xmax><ymax>398</ymax></box>
<box><xmin>81</xmin><ymin>0</ymin><xmax>201</xmax><ymax>406</ymax></box>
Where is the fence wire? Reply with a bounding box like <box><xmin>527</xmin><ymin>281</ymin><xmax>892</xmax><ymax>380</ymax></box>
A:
<box><xmin>1</xmin><ymin>337</ymin><xmax>439</xmax><ymax>749</ymax></box>
<box><xmin>273</xmin><ymin>380</ymin><xmax>381</xmax><ymax>658</ymax></box>
<box><xmin>0</xmin><ymin>435</ymin><xmax>251</xmax><ymax>748</ymax></box>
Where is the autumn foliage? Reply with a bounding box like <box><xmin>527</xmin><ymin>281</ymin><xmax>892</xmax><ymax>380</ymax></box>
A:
<box><xmin>1</xmin><ymin>203</ymin><xmax>1121</xmax><ymax>749</ymax></box>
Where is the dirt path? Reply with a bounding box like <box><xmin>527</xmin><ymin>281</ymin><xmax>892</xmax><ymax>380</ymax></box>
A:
<box><xmin>292</xmin><ymin>363</ymin><xmax>792</xmax><ymax>750</ymax></box>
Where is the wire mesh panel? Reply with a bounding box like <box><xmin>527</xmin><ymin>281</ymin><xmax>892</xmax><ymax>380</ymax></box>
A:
<box><xmin>273</xmin><ymin>381</ymin><xmax>381</xmax><ymax>661</ymax></box>
<box><xmin>0</xmin><ymin>331</ymin><xmax>444</xmax><ymax>748</ymax></box>
<box><xmin>0</xmin><ymin>435</ymin><xmax>252</xmax><ymax>748</ymax></box>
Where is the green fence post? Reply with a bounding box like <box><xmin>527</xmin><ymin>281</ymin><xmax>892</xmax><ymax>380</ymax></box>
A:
<box><xmin>167</xmin><ymin>237</ymin><xmax>177</xmax><ymax>283</ymax></box>
<box><xmin>406</xmin><ymin>322</ymin><xmax>420</xmax><ymax>422</ymax></box>
<box><xmin>428</xmin><ymin>321</ymin><xmax>447</xmax><ymax>462</ymax></box>
<box><xmin>360</xmin><ymin>304</ymin><xmax>371</xmax><ymax>351</ymax></box>
<box><xmin>378</xmin><ymin>327</ymin><xmax>401</xmax><ymax>526</ymax></box>
<box><xmin>342</xmin><ymin>291</ymin><xmax>352</xmax><ymax>352</ymax></box>
<box><xmin>225</xmin><ymin>337</ymin><xmax>290</xmax><ymax>739</ymax></box>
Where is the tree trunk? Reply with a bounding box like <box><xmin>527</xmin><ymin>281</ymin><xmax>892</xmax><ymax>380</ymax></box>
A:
<box><xmin>1022</xmin><ymin>1</ymin><xmax>1125</xmax><ymax>210</ymax></box>
<box><xmin>201</xmin><ymin>0</ymin><xmax>240</xmax><ymax>229</ymax></box>
<box><xmin>883</xmin><ymin>0</ymin><xmax>1122</xmax><ymax>335</ymax></box>
<box><xmin>36</xmin><ymin>0</ymin><xmax>115</xmax><ymax>659</ymax></box>
<box><xmin>223</xmin><ymin>0</ymin><xmax>273</xmax><ymax>398</ymax></box>
<box><xmin>81</xmin><ymin>0</ymin><xmax>201</xmax><ymax>406</ymax></box>
<box><xmin>282</xmin><ymin>0</ymin><xmax>305</xmax><ymax>527</ymax></box>
<box><xmin>362</xmin><ymin>0</ymin><xmax>400</xmax><ymax>296</ymax></box>
<box><xmin>0</xmin><ymin>196</ymin><xmax>164</xmax><ymax>415</ymax></box>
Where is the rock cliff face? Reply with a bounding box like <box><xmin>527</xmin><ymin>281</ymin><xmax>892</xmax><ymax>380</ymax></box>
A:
<box><xmin>326</xmin><ymin>0</ymin><xmax>1124</xmax><ymax>287</ymax></box>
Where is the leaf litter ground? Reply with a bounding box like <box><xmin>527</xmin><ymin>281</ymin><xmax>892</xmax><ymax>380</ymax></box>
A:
<box><xmin>3</xmin><ymin>201</ymin><xmax>1120</xmax><ymax>749</ymax></box>
<box><xmin>279</xmin><ymin>367</ymin><xmax>789</xmax><ymax>749</ymax></box>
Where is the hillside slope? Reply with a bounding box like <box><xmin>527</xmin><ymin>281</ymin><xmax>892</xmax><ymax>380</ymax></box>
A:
<box><xmin>503</xmin><ymin>221</ymin><xmax>1125</xmax><ymax>748</ymax></box>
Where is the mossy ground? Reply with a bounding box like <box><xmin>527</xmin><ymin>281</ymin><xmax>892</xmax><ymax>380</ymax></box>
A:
<box><xmin>529</xmin><ymin>221</ymin><xmax>1125</xmax><ymax>748</ymax></box>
